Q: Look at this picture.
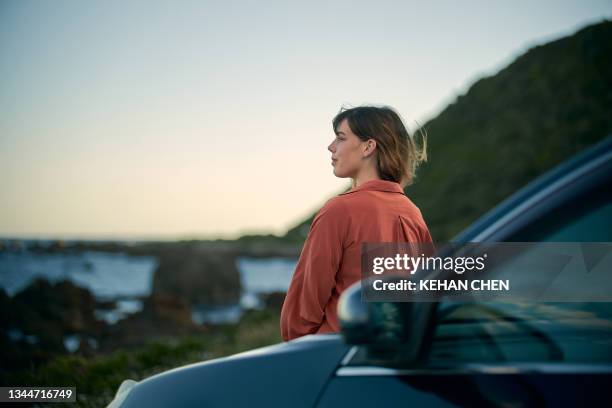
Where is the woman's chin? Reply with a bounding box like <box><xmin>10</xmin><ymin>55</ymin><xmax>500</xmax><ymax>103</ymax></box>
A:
<box><xmin>333</xmin><ymin>169</ymin><xmax>350</xmax><ymax>179</ymax></box>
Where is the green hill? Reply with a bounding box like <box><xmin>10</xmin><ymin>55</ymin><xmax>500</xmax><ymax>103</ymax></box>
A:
<box><xmin>283</xmin><ymin>20</ymin><xmax>612</xmax><ymax>243</ymax></box>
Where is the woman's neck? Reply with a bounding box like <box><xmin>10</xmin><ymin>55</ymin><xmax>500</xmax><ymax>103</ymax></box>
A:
<box><xmin>352</xmin><ymin>168</ymin><xmax>381</xmax><ymax>188</ymax></box>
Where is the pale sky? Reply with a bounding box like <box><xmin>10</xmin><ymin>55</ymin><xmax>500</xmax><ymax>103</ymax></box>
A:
<box><xmin>1</xmin><ymin>0</ymin><xmax>610</xmax><ymax>240</ymax></box>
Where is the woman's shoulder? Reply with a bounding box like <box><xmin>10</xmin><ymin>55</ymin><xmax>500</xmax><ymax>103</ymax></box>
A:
<box><xmin>317</xmin><ymin>195</ymin><xmax>349</xmax><ymax>217</ymax></box>
<box><xmin>307</xmin><ymin>196</ymin><xmax>352</xmax><ymax>233</ymax></box>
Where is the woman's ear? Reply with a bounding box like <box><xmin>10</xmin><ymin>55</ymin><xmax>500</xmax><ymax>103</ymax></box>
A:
<box><xmin>363</xmin><ymin>139</ymin><xmax>377</xmax><ymax>157</ymax></box>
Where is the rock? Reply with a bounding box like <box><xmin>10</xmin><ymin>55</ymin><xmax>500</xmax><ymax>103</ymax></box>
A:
<box><xmin>0</xmin><ymin>288</ymin><xmax>9</xmax><ymax>329</ymax></box>
<box><xmin>152</xmin><ymin>248</ymin><xmax>241</xmax><ymax>306</ymax></box>
<box><xmin>141</xmin><ymin>293</ymin><xmax>194</xmax><ymax>328</ymax></box>
<box><xmin>259</xmin><ymin>291</ymin><xmax>287</xmax><ymax>313</ymax></box>
<box><xmin>10</xmin><ymin>279</ymin><xmax>102</xmax><ymax>340</ymax></box>
<box><xmin>98</xmin><ymin>293</ymin><xmax>203</xmax><ymax>351</ymax></box>
<box><xmin>95</xmin><ymin>299</ymin><xmax>117</xmax><ymax>310</ymax></box>
<box><xmin>2</xmin><ymin>279</ymin><xmax>105</xmax><ymax>371</ymax></box>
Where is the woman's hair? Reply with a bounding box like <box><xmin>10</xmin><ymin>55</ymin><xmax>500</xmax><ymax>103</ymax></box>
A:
<box><xmin>332</xmin><ymin>105</ymin><xmax>428</xmax><ymax>187</ymax></box>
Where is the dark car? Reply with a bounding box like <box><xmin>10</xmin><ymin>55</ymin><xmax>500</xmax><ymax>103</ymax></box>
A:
<box><xmin>108</xmin><ymin>137</ymin><xmax>612</xmax><ymax>407</ymax></box>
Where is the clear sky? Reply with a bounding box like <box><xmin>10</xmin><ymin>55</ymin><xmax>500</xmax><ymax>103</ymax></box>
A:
<box><xmin>1</xmin><ymin>0</ymin><xmax>611</xmax><ymax>240</ymax></box>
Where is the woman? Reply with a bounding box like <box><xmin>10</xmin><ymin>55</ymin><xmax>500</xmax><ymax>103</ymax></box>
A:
<box><xmin>280</xmin><ymin>106</ymin><xmax>432</xmax><ymax>341</ymax></box>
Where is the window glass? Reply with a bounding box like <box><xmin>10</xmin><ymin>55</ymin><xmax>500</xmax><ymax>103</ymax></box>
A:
<box><xmin>429</xmin><ymin>180</ymin><xmax>612</xmax><ymax>365</ymax></box>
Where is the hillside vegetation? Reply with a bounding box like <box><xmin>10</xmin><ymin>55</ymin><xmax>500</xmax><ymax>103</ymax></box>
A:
<box><xmin>284</xmin><ymin>20</ymin><xmax>612</xmax><ymax>242</ymax></box>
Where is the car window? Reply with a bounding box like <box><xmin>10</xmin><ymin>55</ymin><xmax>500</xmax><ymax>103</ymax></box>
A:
<box><xmin>429</xmin><ymin>177</ymin><xmax>612</xmax><ymax>366</ymax></box>
<box><xmin>510</xmin><ymin>181</ymin><xmax>612</xmax><ymax>242</ymax></box>
<box><xmin>541</xmin><ymin>200</ymin><xmax>612</xmax><ymax>242</ymax></box>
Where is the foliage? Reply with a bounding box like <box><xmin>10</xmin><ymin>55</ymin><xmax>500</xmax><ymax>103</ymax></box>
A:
<box><xmin>282</xmin><ymin>21</ymin><xmax>612</xmax><ymax>242</ymax></box>
<box><xmin>3</xmin><ymin>309</ymin><xmax>282</xmax><ymax>408</ymax></box>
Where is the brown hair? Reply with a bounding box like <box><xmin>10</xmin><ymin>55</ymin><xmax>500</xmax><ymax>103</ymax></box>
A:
<box><xmin>332</xmin><ymin>105</ymin><xmax>427</xmax><ymax>187</ymax></box>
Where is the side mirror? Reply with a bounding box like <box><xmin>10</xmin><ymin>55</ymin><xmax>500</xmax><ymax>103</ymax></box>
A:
<box><xmin>337</xmin><ymin>278</ymin><xmax>437</xmax><ymax>364</ymax></box>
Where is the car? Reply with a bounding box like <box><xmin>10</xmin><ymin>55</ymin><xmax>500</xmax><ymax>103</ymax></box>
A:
<box><xmin>108</xmin><ymin>136</ymin><xmax>612</xmax><ymax>407</ymax></box>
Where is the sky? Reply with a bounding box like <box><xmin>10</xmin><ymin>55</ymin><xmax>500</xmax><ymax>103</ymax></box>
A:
<box><xmin>1</xmin><ymin>0</ymin><xmax>611</xmax><ymax>240</ymax></box>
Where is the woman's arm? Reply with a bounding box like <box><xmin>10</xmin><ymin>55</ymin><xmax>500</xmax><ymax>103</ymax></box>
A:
<box><xmin>280</xmin><ymin>198</ymin><xmax>348</xmax><ymax>341</ymax></box>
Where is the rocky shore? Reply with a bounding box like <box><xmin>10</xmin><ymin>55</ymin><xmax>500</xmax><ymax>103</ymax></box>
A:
<box><xmin>0</xmin><ymin>239</ymin><xmax>297</xmax><ymax>380</ymax></box>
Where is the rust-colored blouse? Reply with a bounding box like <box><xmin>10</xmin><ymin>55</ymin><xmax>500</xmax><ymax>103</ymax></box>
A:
<box><xmin>280</xmin><ymin>179</ymin><xmax>433</xmax><ymax>341</ymax></box>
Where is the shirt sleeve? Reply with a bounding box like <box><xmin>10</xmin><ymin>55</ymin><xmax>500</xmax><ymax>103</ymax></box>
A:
<box><xmin>280</xmin><ymin>198</ymin><xmax>348</xmax><ymax>341</ymax></box>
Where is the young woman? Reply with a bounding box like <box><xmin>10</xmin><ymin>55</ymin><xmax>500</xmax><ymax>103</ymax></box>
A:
<box><xmin>280</xmin><ymin>106</ymin><xmax>432</xmax><ymax>341</ymax></box>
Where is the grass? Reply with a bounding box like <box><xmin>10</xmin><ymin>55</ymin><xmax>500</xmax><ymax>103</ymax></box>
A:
<box><xmin>4</xmin><ymin>309</ymin><xmax>282</xmax><ymax>407</ymax></box>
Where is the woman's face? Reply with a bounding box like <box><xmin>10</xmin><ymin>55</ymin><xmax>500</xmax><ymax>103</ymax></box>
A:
<box><xmin>328</xmin><ymin>119</ymin><xmax>368</xmax><ymax>179</ymax></box>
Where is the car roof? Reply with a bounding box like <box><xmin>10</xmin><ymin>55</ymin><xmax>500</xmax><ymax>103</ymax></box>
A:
<box><xmin>453</xmin><ymin>136</ymin><xmax>612</xmax><ymax>243</ymax></box>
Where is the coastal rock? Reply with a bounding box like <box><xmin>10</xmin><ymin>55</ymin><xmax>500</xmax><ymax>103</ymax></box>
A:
<box><xmin>152</xmin><ymin>248</ymin><xmax>241</xmax><ymax>306</ymax></box>
<box><xmin>259</xmin><ymin>291</ymin><xmax>287</xmax><ymax>313</ymax></box>
<box><xmin>99</xmin><ymin>293</ymin><xmax>202</xmax><ymax>351</ymax></box>
<box><xmin>0</xmin><ymin>288</ymin><xmax>9</xmax><ymax>329</ymax></box>
<box><xmin>1</xmin><ymin>279</ymin><xmax>104</xmax><ymax>370</ymax></box>
<box><xmin>10</xmin><ymin>279</ymin><xmax>101</xmax><ymax>337</ymax></box>
<box><xmin>142</xmin><ymin>293</ymin><xmax>195</xmax><ymax>328</ymax></box>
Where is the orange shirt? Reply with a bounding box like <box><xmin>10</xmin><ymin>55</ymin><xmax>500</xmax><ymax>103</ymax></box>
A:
<box><xmin>280</xmin><ymin>179</ymin><xmax>433</xmax><ymax>341</ymax></box>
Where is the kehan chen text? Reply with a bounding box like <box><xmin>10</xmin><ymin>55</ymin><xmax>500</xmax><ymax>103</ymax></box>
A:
<box><xmin>372</xmin><ymin>279</ymin><xmax>510</xmax><ymax>292</ymax></box>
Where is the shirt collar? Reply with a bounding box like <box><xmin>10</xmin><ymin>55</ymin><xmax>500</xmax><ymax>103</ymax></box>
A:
<box><xmin>340</xmin><ymin>179</ymin><xmax>405</xmax><ymax>195</ymax></box>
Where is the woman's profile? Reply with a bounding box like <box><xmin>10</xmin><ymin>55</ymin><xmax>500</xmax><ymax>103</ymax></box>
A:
<box><xmin>280</xmin><ymin>105</ymin><xmax>432</xmax><ymax>341</ymax></box>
